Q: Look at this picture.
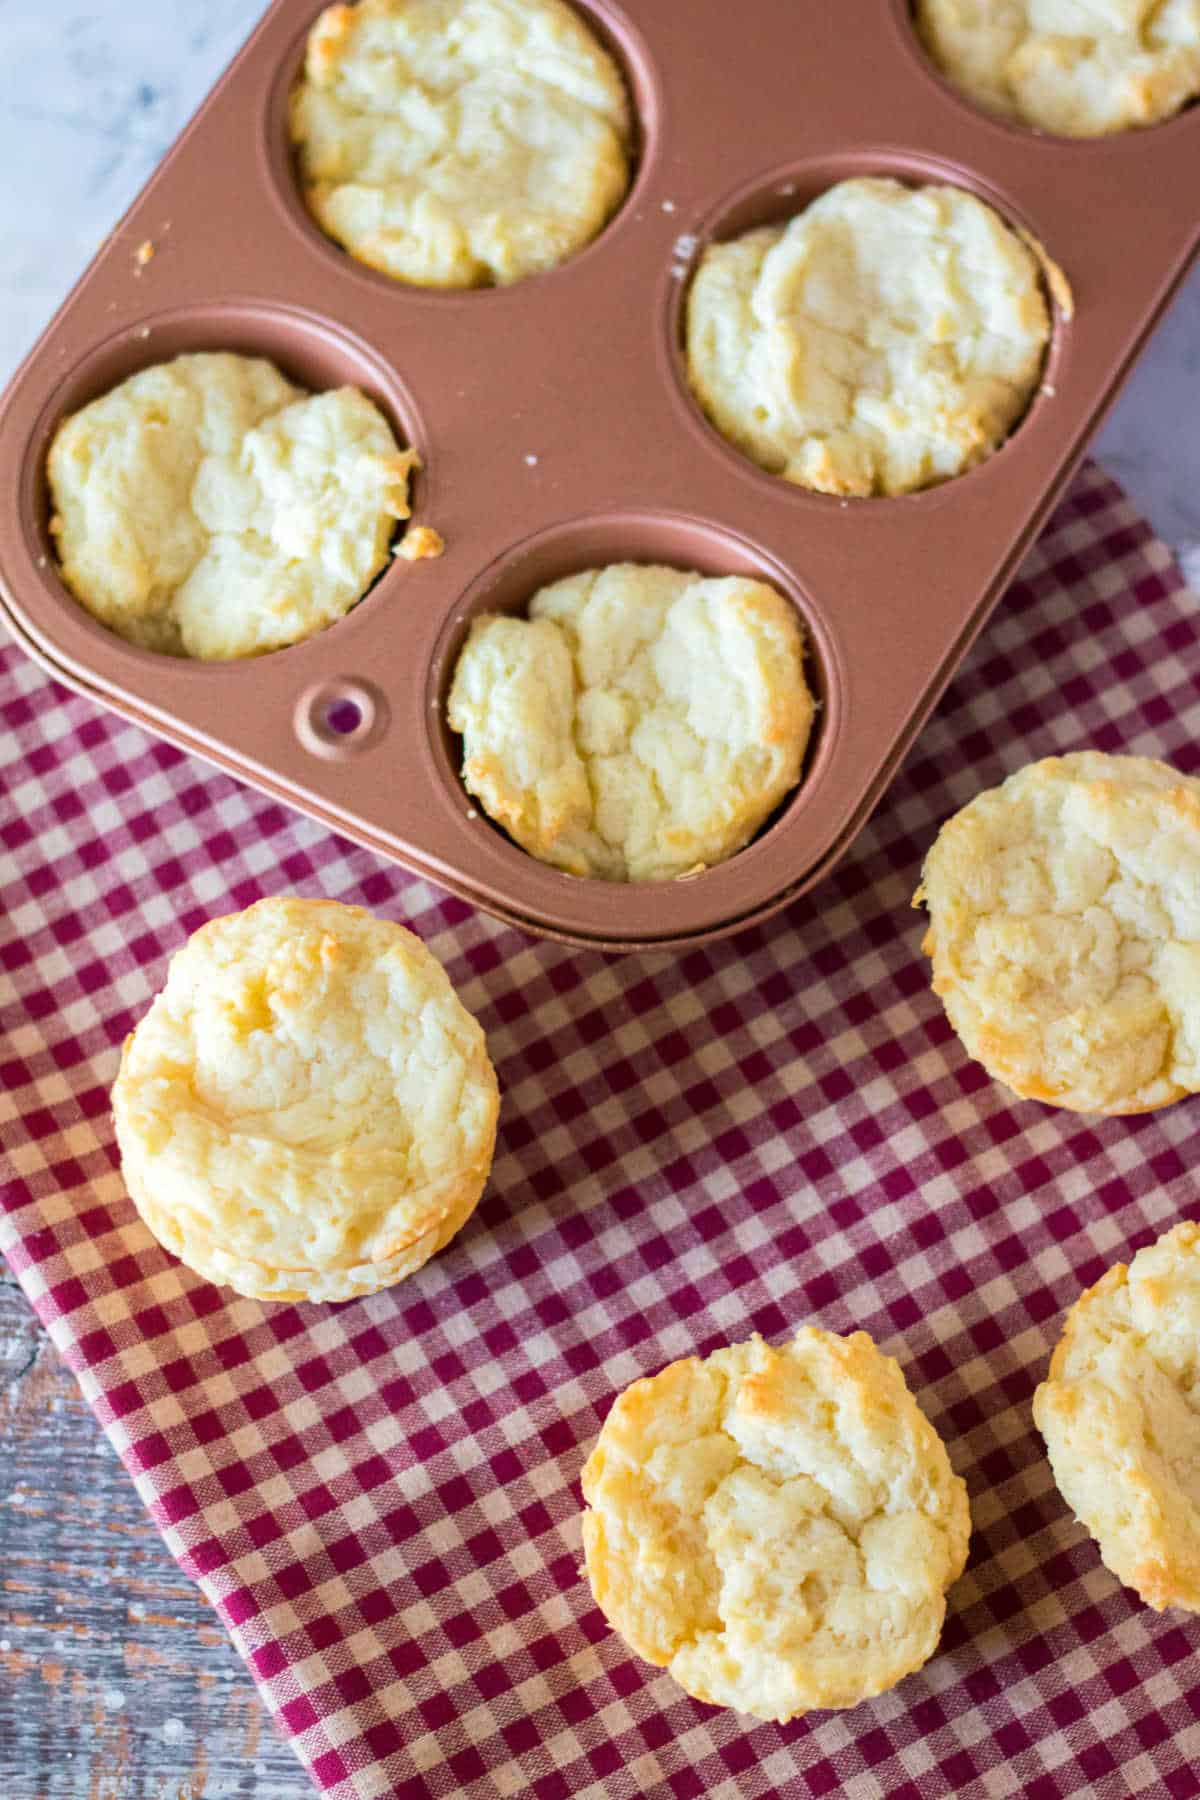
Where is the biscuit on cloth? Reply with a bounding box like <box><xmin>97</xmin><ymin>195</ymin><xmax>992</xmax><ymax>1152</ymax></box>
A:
<box><xmin>580</xmin><ymin>1331</ymin><xmax>970</xmax><ymax>1718</ymax></box>
<box><xmin>289</xmin><ymin>0</ymin><xmax>631</xmax><ymax>287</ymax></box>
<box><xmin>916</xmin><ymin>752</ymin><xmax>1200</xmax><ymax>1114</ymax></box>
<box><xmin>915</xmin><ymin>0</ymin><xmax>1200</xmax><ymax>138</ymax></box>
<box><xmin>445</xmin><ymin>564</ymin><xmax>815</xmax><ymax>882</ymax></box>
<box><xmin>112</xmin><ymin>898</ymin><xmax>499</xmax><ymax>1302</ymax></box>
<box><xmin>1034</xmin><ymin>1222</ymin><xmax>1200</xmax><ymax>1611</ymax></box>
<box><xmin>685</xmin><ymin>177</ymin><xmax>1052</xmax><ymax>498</ymax></box>
<box><xmin>48</xmin><ymin>352</ymin><xmax>415</xmax><ymax>660</ymax></box>
<box><xmin>130</xmin><ymin>1172</ymin><xmax>481</xmax><ymax>1306</ymax></box>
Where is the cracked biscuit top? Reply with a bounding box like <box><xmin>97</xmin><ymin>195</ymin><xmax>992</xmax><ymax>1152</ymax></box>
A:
<box><xmin>916</xmin><ymin>0</ymin><xmax>1200</xmax><ymax>138</ymax></box>
<box><xmin>289</xmin><ymin>0</ymin><xmax>631</xmax><ymax>288</ymax></box>
<box><xmin>917</xmin><ymin>752</ymin><xmax>1200</xmax><ymax>1113</ymax></box>
<box><xmin>1035</xmin><ymin>1221</ymin><xmax>1200</xmax><ymax>1612</ymax></box>
<box><xmin>48</xmin><ymin>352</ymin><xmax>415</xmax><ymax>660</ymax></box>
<box><xmin>445</xmin><ymin>564</ymin><xmax>815</xmax><ymax>883</ymax></box>
<box><xmin>112</xmin><ymin>898</ymin><xmax>499</xmax><ymax>1301</ymax></box>
<box><xmin>581</xmin><ymin>1331</ymin><xmax>970</xmax><ymax>1719</ymax></box>
<box><xmin>685</xmin><ymin>177</ymin><xmax>1051</xmax><ymax>498</ymax></box>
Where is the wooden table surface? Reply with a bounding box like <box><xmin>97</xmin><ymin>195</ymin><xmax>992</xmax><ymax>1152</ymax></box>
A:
<box><xmin>0</xmin><ymin>1263</ymin><xmax>312</xmax><ymax>1800</ymax></box>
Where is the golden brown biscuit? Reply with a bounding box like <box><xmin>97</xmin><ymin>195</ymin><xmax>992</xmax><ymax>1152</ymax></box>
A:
<box><xmin>132</xmin><ymin>1171</ymin><xmax>481</xmax><ymax>1305</ymax></box>
<box><xmin>916</xmin><ymin>0</ymin><xmax>1200</xmax><ymax>138</ymax></box>
<box><xmin>289</xmin><ymin>0</ymin><xmax>631</xmax><ymax>287</ymax></box>
<box><xmin>112</xmin><ymin>898</ymin><xmax>499</xmax><ymax>1301</ymax></box>
<box><xmin>581</xmin><ymin>1331</ymin><xmax>970</xmax><ymax>1719</ymax></box>
<box><xmin>1034</xmin><ymin>1222</ymin><xmax>1200</xmax><ymax>1610</ymax></box>
<box><xmin>48</xmin><ymin>353</ymin><xmax>415</xmax><ymax>659</ymax></box>
<box><xmin>916</xmin><ymin>752</ymin><xmax>1200</xmax><ymax>1113</ymax></box>
<box><xmin>446</xmin><ymin>564</ymin><xmax>815</xmax><ymax>882</ymax></box>
<box><xmin>685</xmin><ymin>177</ymin><xmax>1051</xmax><ymax>498</ymax></box>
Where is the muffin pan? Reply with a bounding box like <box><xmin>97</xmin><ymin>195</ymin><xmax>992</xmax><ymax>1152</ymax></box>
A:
<box><xmin>1</xmin><ymin>0</ymin><xmax>1198</xmax><ymax>952</ymax></box>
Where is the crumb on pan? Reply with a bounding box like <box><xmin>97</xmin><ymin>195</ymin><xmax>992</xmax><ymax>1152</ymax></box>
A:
<box><xmin>397</xmin><ymin>524</ymin><xmax>445</xmax><ymax>562</ymax></box>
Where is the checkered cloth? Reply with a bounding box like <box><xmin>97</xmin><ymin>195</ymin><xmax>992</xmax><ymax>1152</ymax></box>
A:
<box><xmin>3</xmin><ymin>460</ymin><xmax>1200</xmax><ymax>1800</ymax></box>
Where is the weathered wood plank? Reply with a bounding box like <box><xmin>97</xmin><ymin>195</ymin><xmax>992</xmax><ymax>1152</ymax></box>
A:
<box><xmin>0</xmin><ymin>1266</ymin><xmax>313</xmax><ymax>1800</ymax></box>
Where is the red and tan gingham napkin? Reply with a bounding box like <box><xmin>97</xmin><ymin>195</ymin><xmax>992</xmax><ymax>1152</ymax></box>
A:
<box><xmin>3</xmin><ymin>461</ymin><xmax>1200</xmax><ymax>1800</ymax></box>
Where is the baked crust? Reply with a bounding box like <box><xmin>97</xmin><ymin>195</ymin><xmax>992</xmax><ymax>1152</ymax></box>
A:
<box><xmin>916</xmin><ymin>0</ymin><xmax>1200</xmax><ymax>138</ymax></box>
<box><xmin>685</xmin><ymin>177</ymin><xmax>1051</xmax><ymax>498</ymax></box>
<box><xmin>916</xmin><ymin>752</ymin><xmax>1200</xmax><ymax>1113</ymax></box>
<box><xmin>112</xmin><ymin>898</ymin><xmax>500</xmax><ymax>1300</ymax></box>
<box><xmin>289</xmin><ymin>0</ymin><xmax>631</xmax><ymax>287</ymax></box>
<box><xmin>446</xmin><ymin>565</ymin><xmax>815</xmax><ymax>882</ymax></box>
<box><xmin>1034</xmin><ymin>1222</ymin><xmax>1200</xmax><ymax>1611</ymax></box>
<box><xmin>581</xmin><ymin>1331</ymin><xmax>970</xmax><ymax>1719</ymax></box>
<box><xmin>48</xmin><ymin>353</ymin><xmax>414</xmax><ymax>659</ymax></box>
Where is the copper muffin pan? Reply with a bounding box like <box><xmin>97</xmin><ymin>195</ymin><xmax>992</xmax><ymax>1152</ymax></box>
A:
<box><xmin>1</xmin><ymin>0</ymin><xmax>1198</xmax><ymax>950</ymax></box>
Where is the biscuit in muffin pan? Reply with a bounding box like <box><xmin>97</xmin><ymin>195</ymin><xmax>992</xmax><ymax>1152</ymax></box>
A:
<box><xmin>686</xmin><ymin>176</ymin><xmax>1052</xmax><ymax>499</ymax></box>
<box><xmin>916</xmin><ymin>0</ymin><xmax>1200</xmax><ymax>139</ymax></box>
<box><xmin>111</xmin><ymin>897</ymin><xmax>499</xmax><ymax>1302</ymax></box>
<box><xmin>581</xmin><ymin>1330</ymin><xmax>970</xmax><ymax>1718</ymax></box>
<box><xmin>446</xmin><ymin>564</ymin><xmax>815</xmax><ymax>882</ymax></box>
<box><xmin>916</xmin><ymin>752</ymin><xmax>1200</xmax><ymax>1114</ymax></box>
<box><xmin>47</xmin><ymin>352</ymin><xmax>416</xmax><ymax>660</ymax></box>
<box><xmin>1035</xmin><ymin>1222</ymin><xmax>1200</xmax><ymax>1612</ymax></box>
<box><xmin>289</xmin><ymin>0</ymin><xmax>632</xmax><ymax>288</ymax></box>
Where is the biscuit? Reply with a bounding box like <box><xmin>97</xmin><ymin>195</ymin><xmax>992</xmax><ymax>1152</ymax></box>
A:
<box><xmin>915</xmin><ymin>752</ymin><xmax>1200</xmax><ymax>1114</ymax></box>
<box><xmin>1034</xmin><ymin>1222</ymin><xmax>1200</xmax><ymax>1610</ymax></box>
<box><xmin>581</xmin><ymin>1331</ymin><xmax>970</xmax><ymax>1719</ymax></box>
<box><xmin>916</xmin><ymin>1</ymin><xmax>1200</xmax><ymax>138</ymax></box>
<box><xmin>685</xmin><ymin>177</ymin><xmax>1051</xmax><ymax>498</ymax></box>
<box><xmin>445</xmin><ymin>565</ymin><xmax>815</xmax><ymax>882</ymax></box>
<box><xmin>112</xmin><ymin>898</ymin><xmax>499</xmax><ymax>1302</ymax></box>
<box><xmin>131</xmin><ymin>1170</ymin><xmax>481</xmax><ymax>1304</ymax></box>
<box><xmin>289</xmin><ymin>0</ymin><xmax>631</xmax><ymax>288</ymax></box>
<box><xmin>48</xmin><ymin>352</ymin><xmax>416</xmax><ymax>659</ymax></box>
